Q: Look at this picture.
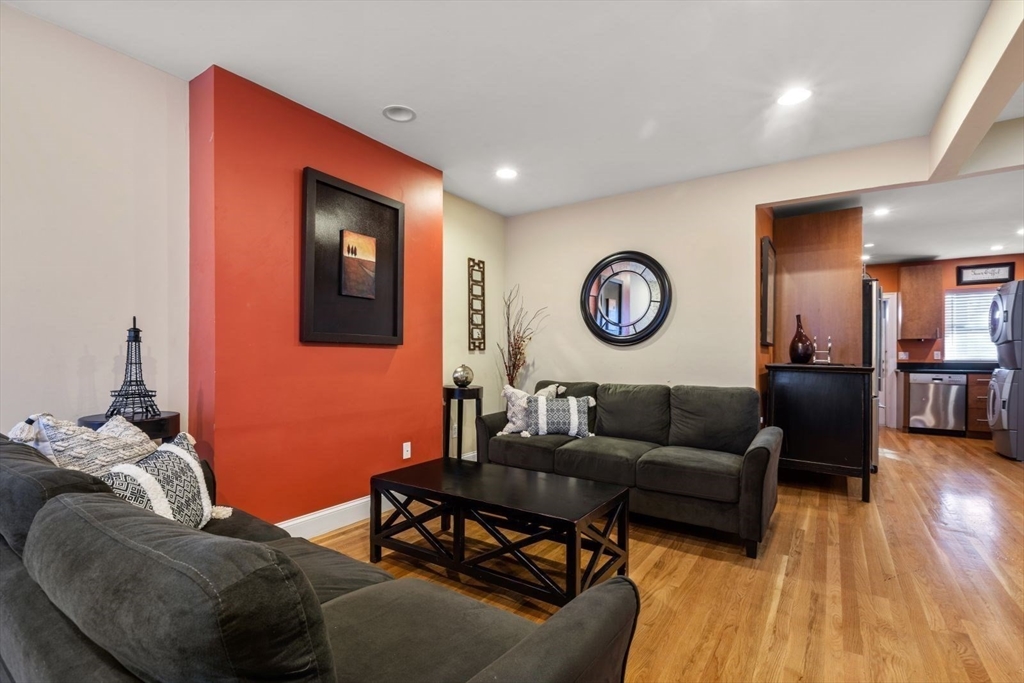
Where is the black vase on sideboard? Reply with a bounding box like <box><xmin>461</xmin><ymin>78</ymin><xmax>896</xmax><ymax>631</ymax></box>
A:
<box><xmin>789</xmin><ymin>314</ymin><xmax>814</xmax><ymax>364</ymax></box>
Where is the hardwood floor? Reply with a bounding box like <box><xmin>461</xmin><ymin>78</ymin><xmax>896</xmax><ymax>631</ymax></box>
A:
<box><xmin>314</xmin><ymin>429</ymin><xmax>1024</xmax><ymax>682</ymax></box>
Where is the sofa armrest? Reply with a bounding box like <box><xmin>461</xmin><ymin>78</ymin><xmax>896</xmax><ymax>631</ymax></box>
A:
<box><xmin>467</xmin><ymin>577</ymin><xmax>640</xmax><ymax>683</ymax></box>
<box><xmin>738</xmin><ymin>427</ymin><xmax>783</xmax><ymax>545</ymax></box>
<box><xmin>199</xmin><ymin>459</ymin><xmax>216</xmax><ymax>505</ymax></box>
<box><xmin>475</xmin><ymin>412</ymin><xmax>507</xmax><ymax>464</ymax></box>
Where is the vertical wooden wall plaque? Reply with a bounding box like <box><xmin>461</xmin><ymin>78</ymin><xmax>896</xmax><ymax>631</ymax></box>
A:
<box><xmin>468</xmin><ymin>258</ymin><xmax>485</xmax><ymax>351</ymax></box>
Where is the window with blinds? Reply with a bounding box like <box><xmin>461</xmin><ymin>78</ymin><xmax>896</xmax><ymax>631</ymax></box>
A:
<box><xmin>944</xmin><ymin>289</ymin><xmax>997</xmax><ymax>361</ymax></box>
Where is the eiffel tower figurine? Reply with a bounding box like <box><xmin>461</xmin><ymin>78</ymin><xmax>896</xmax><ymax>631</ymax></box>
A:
<box><xmin>105</xmin><ymin>316</ymin><xmax>161</xmax><ymax>419</ymax></box>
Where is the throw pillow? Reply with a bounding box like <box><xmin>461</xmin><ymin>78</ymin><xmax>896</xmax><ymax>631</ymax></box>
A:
<box><xmin>524</xmin><ymin>395</ymin><xmax>595</xmax><ymax>438</ymax></box>
<box><xmin>101</xmin><ymin>432</ymin><xmax>230</xmax><ymax>529</ymax></box>
<box><xmin>7</xmin><ymin>413</ymin><xmax>156</xmax><ymax>475</ymax></box>
<box><xmin>500</xmin><ymin>384</ymin><xmax>566</xmax><ymax>435</ymax></box>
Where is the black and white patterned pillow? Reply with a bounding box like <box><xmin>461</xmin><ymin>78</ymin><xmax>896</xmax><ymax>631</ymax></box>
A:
<box><xmin>524</xmin><ymin>396</ymin><xmax>594</xmax><ymax>438</ymax></box>
<box><xmin>500</xmin><ymin>384</ymin><xmax>565</xmax><ymax>434</ymax></box>
<box><xmin>8</xmin><ymin>413</ymin><xmax>157</xmax><ymax>475</ymax></box>
<box><xmin>101</xmin><ymin>433</ymin><xmax>229</xmax><ymax>529</ymax></box>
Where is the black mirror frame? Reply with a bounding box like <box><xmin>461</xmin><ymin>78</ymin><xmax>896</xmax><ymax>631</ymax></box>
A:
<box><xmin>579</xmin><ymin>251</ymin><xmax>672</xmax><ymax>346</ymax></box>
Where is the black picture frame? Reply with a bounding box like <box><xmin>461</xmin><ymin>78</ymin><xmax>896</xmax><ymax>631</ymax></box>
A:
<box><xmin>579</xmin><ymin>251</ymin><xmax>671</xmax><ymax>346</ymax></box>
<box><xmin>301</xmin><ymin>167</ymin><xmax>404</xmax><ymax>344</ymax></box>
<box><xmin>955</xmin><ymin>262</ymin><xmax>1015</xmax><ymax>286</ymax></box>
<box><xmin>760</xmin><ymin>236</ymin><xmax>776</xmax><ymax>346</ymax></box>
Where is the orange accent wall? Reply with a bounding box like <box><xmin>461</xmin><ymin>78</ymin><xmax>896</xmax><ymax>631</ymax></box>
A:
<box><xmin>866</xmin><ymin>253</ymin><xmax>1023</xmax><ymax>362</ymax></box>
<box><xmin>189</xmin><ymin>67</ymin><xmax>444</xmax><ymax>523</ymax></box>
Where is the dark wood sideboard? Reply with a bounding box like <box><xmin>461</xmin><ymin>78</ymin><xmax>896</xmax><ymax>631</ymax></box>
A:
<box><xmin>766</xmin><ymin>364</ymin><xmax>873</xmax><ymax>502</ymax></box>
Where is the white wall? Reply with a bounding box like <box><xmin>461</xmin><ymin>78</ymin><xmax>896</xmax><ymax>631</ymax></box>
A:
<box><xmin>506</xmin><ymin>137</ymin><xmax>932</xmax><ymax>390</ymax></box>
<box><xmin>0</xmin><ymin>6</ymin><xmax>189</xmax><ymax>431</ymax></box>
<box><xmin>443</xmin><ymin>192</ymin><xmax>506</xmax><ymax>454</ymax></box>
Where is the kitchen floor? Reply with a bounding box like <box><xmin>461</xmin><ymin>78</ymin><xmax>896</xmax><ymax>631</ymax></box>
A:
<box><xmin>315</xmin><ymin>428</ymin><xmax>1024</xmax><ymax>682</ymax></box>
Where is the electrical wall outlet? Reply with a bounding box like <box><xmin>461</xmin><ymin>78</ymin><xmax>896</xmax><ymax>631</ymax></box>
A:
<box><xmin>933</xmin><ymin>351</ymin><xmax>942</xmax><ymax>360</ymax></box>
<box><xmin>898</xmin><ymin>351</ymin><xmax>909</xmax><ymax>360</ymax></box>
<box><xmin>402</xmin><ymin>442</ymin><xmax>411</xmax><ymax>460</ymax></box>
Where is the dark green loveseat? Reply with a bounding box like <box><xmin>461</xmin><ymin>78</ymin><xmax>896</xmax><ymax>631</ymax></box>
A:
<box><xmin>476</xmin><ymin>382</ymin><xmax>783</xmax><ymax>558</ymax></box>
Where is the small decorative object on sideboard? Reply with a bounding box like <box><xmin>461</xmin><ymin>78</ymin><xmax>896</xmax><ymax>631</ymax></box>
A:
<box><xmin>812</xmin><ymin>336</ymin><xmax>833</xmax><ymax>364</ymax></box>
<box><xmin>452</xmin><ymin>364</ymin><xmax>474</xmax><ymax>388</ymax></box>
<box><xmin>789</xmin><ymin>314</ymin><xmax>814</xmax><ymax>364</ymax></box>
<box><xmin>107</xmin><ymin>317</ymin><xmax>160</xmax><ymax>419</ymax></box>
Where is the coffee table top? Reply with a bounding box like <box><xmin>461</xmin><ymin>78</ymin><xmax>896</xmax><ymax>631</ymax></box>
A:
<box><xmin>372</xmin><ymin>459</ymin><xmax>627</xmax><ymax>523</ymax></box>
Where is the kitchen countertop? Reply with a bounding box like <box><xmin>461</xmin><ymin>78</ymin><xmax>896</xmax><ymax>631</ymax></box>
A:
<box><xmin>897</xmin><ymin>362</ymin><xmax>997</xmax><ymax>374</ymax></box>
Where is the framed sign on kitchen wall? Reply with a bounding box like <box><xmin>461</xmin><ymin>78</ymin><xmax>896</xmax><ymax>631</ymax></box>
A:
<box><xmin>301</xmin><ymin>167</ymin><xmax>405</xmax><ymax>344</ymax></box>
<box><xmin>955</xmin><ymin>262</ymin><xmax>1015</xmax><ymax>286</ymax></box>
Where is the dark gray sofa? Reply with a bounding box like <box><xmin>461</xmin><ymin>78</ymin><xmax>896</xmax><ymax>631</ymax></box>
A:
<box><xmin>476</xmin><ymin>382</ymin><xmax>783</xmax><ymax>558</ymax></box>
<box><xmin>0</xmin><ymin>435</ymin><xmax>640</xmax><ymax>683</ymax></box>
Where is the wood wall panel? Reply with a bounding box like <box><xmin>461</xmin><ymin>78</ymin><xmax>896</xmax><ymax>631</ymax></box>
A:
<box><xmin>773</xmin><ymin>207</ymin><xmax>863</xmax><ymax>366</ymax></box>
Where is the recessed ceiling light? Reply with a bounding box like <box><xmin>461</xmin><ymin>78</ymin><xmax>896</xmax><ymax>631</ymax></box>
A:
<box><xmin>873</xmin><ymin>208</ymin><xmax>890</xmax><ymax>217</ymax></box>
<box><xmin>495</xmin><ymin>167</ymin><xmax>518</xmax><ymax>180</ymax></box>
<box><xmin>1017</xmin><ymin>227</ymin><xmax>1024</xmax><ymax>235</ymax></box>
<box><xmin>382</xmin><ymin>105</ymin><xmax>416</xmax><ymax>122</ymax></box>
<box><xmin>861</xmin><ymin>254</ymin><xmax>871</xmax><ymax>261</ymax></box>
<box><xmin>777</xmin><ymin>88</ymin><xmax>812</xmax><ymax>106</ymax></box>
<box><xmin>991</xmin><ymin>245</ymin><xmax>1004</xmax><ymax>251</ymax></box>
<box><xmin>864</xmin><ymin>243</ymin><xmax>875</xmax><ymax>248</ymax></box>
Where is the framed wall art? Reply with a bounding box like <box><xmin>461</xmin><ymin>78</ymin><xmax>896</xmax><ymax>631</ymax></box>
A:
<box><xmin>760</xmin><ymin>236</ymin><xmax>776</xmax><ymax>346</ymax></box>
<box><xmin>468</xmin><ymin>258</ymin><xmax>485</xmax><ymax>351</ymax></box>
<box><xmin>955</xmin><ymin>262</ymin><xmax>1015</xmax><ymax>286</ymax></box>
<box><xmin>301</xmin><ymin>167</ymin><xmax>404</xmax><ymax>344</ymax></box>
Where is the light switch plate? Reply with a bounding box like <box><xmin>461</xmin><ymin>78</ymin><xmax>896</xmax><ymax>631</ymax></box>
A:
<box><xmin>933</xmin><ymin>351</ymin><xmax>942</xmax><ymax>360</ymax></box>
<box><xmin>402</xmin><ymin>442</ymin><xmax>411</xmax><ymax>460</ymax></box>
<box><xmin>898</xmin><ymin>351</ymin><xmax>909</xmax><ymax>360</ymax></box>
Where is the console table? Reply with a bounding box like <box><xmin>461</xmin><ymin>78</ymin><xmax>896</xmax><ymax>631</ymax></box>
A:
<box><xmin>442</xmin><ymin>385</ymin><xmax>482</xmax><ymax>460</ymax></box>
<box><xmin>767</xmin><ymin>364</ymin><xmax>873</xmax><ymax>502</ymax></box>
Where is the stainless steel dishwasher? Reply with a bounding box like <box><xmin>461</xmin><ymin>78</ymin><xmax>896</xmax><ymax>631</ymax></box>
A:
<box><xmin>908</xmin><ymin>374</ymin><xmax>967</xmax><ymax>433</ymax></box>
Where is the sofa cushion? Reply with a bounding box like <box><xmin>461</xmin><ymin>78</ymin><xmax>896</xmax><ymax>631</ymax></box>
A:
<box><xmin>669</xmin><ymin>385</ymin><xmax>759</xmax><ymax>455</ymax></box>
<box><xmin>554</xmin><ymin>436</ymin><xmax>658</xmax><ymax>487</ymax></box>
<box><xmin>323</xmin><ymin>578</ymin><xmax>534</xmax><ymax>683</ymax></box>
<box><xmin>535</xmin><ymin>381</ymin><xmax>599</xmax><ymax>432</ymax></box>
<box><xmin>596</xmin><ymin>384</ymin><xmax>671</xmax><ymax>445</ymax></box>
<box><xmin>203</xmin><ymin>506</ymin><xmax>291</xmax><ymax>542</ymax></box>
<box><xmin>0</xmin><ymin>536</ymin><xmax>138</xmax><ymax>683</ymax></box>
<box><xmin>488</xmin><ymin>434</ymin><xmax>573</xmax><ymax>472</ymax></box>
<box><xmin>636</xmin><ymin>446</ymin><xmax>743</xmax><ymax>503</ymax></box>
<box><xmin>0</xmin><ymin>438</ymin><xmax>111</xmax><ymax>556</ymax></box>
<box><xmin>23</xmin><ymin>492</ymin><xmax>335</xmax><ymax>683</ymax></box>
<box><xmin>267</xmin><ymin>537</ymin><xmax>393</xmax><ymax>604</ymax></box>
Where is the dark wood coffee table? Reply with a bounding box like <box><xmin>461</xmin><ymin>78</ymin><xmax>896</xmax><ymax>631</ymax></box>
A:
<box><xmin>370</xmin><ymin>459</ymin><xmax>629</xmax><ymax>607</ymax></box>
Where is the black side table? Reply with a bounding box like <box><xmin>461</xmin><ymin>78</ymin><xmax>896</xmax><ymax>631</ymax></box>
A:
<box><xmin>442</xmin><ymin>386</ymin><xmax>482</xmax><ymax>460</ymax></box>
<box><xmin>78</xmin><ymin>411</ymin><xmax>181</xmax><ymax>442</ymax></box>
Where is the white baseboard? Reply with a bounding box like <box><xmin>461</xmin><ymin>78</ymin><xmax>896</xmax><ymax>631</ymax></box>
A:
<box><xmin>279</xmin><ymin>495</ymin><xmax>393</xmax><ymax>539</ymax></box>
<box><xmin>278</xmin><ymin>454</ymin><xmax>476</xmax><ymax>538</ymax></box>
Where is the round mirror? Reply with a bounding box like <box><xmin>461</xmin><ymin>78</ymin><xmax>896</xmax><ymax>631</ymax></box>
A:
<box><xmin>580</xmin><ymin>251</ymin><xmax>671</xmax><ymax>346</ymax></box>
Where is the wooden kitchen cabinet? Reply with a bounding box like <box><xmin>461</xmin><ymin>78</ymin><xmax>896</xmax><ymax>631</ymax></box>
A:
<box><xmin>899</xmin><ymin>263</ymin><xmax>943</xmax><ymax>340</ymax></box>
<box><xmin>967</xmin><ymin>373</ymin><xmax>993</xmax><ymax>439</ymax></box>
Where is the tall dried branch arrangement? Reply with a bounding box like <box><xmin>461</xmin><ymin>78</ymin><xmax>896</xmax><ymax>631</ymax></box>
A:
<box><xmin>497</xmin><ymin>285</ymin><xmax>547</xmax><ymax>388</ymax></box>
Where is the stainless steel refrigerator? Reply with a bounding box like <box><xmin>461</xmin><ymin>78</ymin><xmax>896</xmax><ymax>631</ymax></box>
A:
<box><xmin>862</xmin><ymin>278</ymin><xmax>882</xmax><ymax>473</ymax></box>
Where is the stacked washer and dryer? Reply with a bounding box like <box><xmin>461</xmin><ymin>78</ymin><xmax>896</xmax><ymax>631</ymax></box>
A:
<box><xmin>989</xmin><ymin>280</ymin><xmax>1023</xmax><ymax>461</ymax></box>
